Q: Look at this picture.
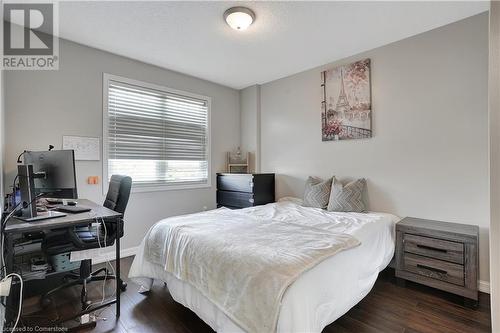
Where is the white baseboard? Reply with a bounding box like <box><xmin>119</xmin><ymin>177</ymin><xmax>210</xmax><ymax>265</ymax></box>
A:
<box><xmin>479</xmin><ymin>280</ymin><xmax>490</xmax><ymax>294</ymax></box>
<box><xmin>91</xmin><ymin>246</ymin><xmax>139</xmax><ymax>265</ymax></box>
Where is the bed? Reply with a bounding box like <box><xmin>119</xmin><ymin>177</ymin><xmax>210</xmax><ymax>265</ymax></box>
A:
<box><xmin>129</xmin><ymin>200</ymin><xmax>399</xmax><ymax>333</ymax></box>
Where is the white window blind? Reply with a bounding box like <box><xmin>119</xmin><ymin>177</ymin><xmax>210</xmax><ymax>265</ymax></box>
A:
<box><xmin>105</xmin><ymin>77</ymin><xmax>209</xmax><ymax>189</ymax></box>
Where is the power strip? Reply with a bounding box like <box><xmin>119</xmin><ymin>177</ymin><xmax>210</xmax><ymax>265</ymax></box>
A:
<box><xmin>80</xmin><ymin>313</ymin><xmax>99</xmax><ymax>324</ymax></box>
<box><xmin>80</xmin><ymin>313</ymin><xmax>88</xmax><ymax>324</ymax></box>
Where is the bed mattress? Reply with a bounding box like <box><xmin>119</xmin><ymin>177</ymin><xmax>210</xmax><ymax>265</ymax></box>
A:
<box><xmin>129</xmin><ymin>202</ymin><xmax>399</xmax><ymax>333</ymax></box>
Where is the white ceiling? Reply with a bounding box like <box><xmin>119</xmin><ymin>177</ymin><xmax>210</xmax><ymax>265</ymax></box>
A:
<box><xmin>51</xmin><ymin>1</ymin><xmax>490</xmax><ymax>89</ymax></box>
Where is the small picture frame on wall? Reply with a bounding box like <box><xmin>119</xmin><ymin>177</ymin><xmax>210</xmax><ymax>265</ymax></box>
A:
<box><xmin>321</xmin><ymin>58</ymin><xmax>372</xmax><ymax>141</ymax></box>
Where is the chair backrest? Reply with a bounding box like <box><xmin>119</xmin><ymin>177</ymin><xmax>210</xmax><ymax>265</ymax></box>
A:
<box><xmin>104</xmin><ymin>175</ymin><xmax>132</xmax><ymax>214</ymax></box>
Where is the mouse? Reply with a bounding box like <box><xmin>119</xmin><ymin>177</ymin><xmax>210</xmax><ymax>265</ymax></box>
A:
<box><xmin>67</xmin><ymin>200</ymin><xmax>77</xmax><ymax>206</ymax></box>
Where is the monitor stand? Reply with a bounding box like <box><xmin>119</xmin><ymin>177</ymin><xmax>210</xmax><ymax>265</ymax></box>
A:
<box><xmin>17</xmin><ymin>210</ymin><xmax>67</xmax><ymax>222</ymax></box>
<box><xmin>17</xmin><ymin>165</ymin><xmax>67</xmax><ymax>222</ymax></box>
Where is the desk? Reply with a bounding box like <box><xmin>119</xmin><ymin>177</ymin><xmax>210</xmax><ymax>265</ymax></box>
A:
<box><xmin>2</xmin><ymin>199</ymin><xmax>123</xmax><ymax>326</ymax></box>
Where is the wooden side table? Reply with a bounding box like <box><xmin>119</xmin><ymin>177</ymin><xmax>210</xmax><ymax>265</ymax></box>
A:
<box><xmin>395</xmin><ymin>217</ymin><xmax>479</xmax><ymax>306</ymax></box>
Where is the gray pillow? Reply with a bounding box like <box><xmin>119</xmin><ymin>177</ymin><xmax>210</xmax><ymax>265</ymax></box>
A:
<box><xmin>303</xmin><ymin>176</ymin><xmax>332</xmax><ymax>209</ymax></box>
<box><xmin>327</xmin><ymin>177</ymin><xmax>366</xmax><ymax>212</ymax></box>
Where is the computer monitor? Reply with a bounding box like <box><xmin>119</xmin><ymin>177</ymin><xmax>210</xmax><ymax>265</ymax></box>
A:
<box><xmin>24</xmin><ymin>150</ymin><xmax>78</xmax><ymax>199</ymax></box>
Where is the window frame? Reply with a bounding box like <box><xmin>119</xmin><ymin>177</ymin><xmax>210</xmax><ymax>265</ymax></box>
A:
<box><xmin>102</xmin><ymin>73</ymin><xmax>212</xmax><ymax>194</ymax></box>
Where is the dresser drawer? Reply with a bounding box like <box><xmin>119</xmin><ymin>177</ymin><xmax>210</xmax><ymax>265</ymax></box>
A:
<box><xmin>217</xmin><ymin>174</ymin><xmax>253</xmax><ymax>193</ymax></box>
<box><xmin>404</xmin><ymin>233</ymin><xmax>464</xmax><ymax>264</ymax></box>
<box><xmin>217</xmin><ymin>190</ymin><xmax>254</xmax><ymax>208</ymax></box>
<box><xmin>404</xmin><ymin>253</ymin><xmax>464</xmax><ymax>286</ymax></box>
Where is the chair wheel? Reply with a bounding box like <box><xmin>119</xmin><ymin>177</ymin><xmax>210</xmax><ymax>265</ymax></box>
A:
<box><xmin>120</xmin><ymin>281</ymin><xmax>127</xmax><ymax>292</ymax></box>
<box><xmin>41</xmin><ymin>297</ymin><xmax>52</xmax><ymax>308</ymax></box>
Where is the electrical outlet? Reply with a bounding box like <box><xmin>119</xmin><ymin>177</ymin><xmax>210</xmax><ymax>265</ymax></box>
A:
<box><xmin>0</xmin><ymin>277</ymin><xmax>12</xmax><ymax>296</ymax></box>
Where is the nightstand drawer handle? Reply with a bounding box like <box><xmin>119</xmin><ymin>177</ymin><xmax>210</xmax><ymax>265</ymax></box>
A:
<box><xmin>248</xmin><ymin>198</ymin><xmax>254</xmax><ymax>203</ymax></box>
<box><xmin>416</xmin><ymin>264</ymin><xmax>447</xmax><ymax>275</ymax></box>
<box><xmin>416</xmin><ymin>244</ymin><xmax>447</xmax><ymax>253</ymax></box>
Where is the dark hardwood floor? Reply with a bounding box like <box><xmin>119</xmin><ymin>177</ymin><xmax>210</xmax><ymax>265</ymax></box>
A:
<box><xmin>19</xmin><ymin>256</ymin><xmax>491</xmax><ymax>333</ymax></box>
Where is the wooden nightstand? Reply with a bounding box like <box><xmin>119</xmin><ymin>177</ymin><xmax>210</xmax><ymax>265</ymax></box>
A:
<box><xmin>395</xmin><ymin>217</ymin><xmax>479</xmax><ymax>306</ymax></box>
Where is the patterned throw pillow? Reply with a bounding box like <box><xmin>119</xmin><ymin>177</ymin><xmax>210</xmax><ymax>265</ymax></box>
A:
<box><xmin>327</xmin><ymin>177</ymin><xmax>367</xmax><ymax>212</ymax></box>
<box><xmin>303</xmin><ymin>176</ymin><xmax>332</xmax><ymax>209</ymax></box>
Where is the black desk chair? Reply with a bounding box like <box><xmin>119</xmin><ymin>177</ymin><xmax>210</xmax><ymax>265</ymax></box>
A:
<box><xmin>41</xmin><ymin>175</ymin><xmax>132</xmax><ymax>309</ymax></box>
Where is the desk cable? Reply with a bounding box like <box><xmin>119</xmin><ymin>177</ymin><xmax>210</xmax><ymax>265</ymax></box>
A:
<box><xmin>0</xmin><ymin>191</ymin><xmax>52</xmax><ymax>330</ymax></box>
<box><xmin>84</xmin><ymin>217</ymin><xmax>117</xmax><ymax>321</ymax></box>
<box><xmin>0</xmin><ymin>204</ymin><xmax>25</xmax><ymax>330</ymax></box>
<box><xmin>1</xmin><ymin>191</ymin><xmax>49</xmax><ymax>277</ymax></box>
<box><xmin>0</xmin><ymin>273</ymin><xmax>23</xmax><ymax>332</ymax></box>
<box><xmin>1</xmin><ymin>201</ymin><xmax>24</xmax><ymax>277</ymax></box>
<box><xmin>1</xmin><ymin>191</ymin><xmax>56</xmax><ymax>329</ymax></box>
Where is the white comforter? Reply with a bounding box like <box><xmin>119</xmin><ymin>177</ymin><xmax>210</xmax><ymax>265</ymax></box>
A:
<box><xmin>142</xmin><ymin>205</ymin><xmax>359</xmax><ymax>333</ymax></box>
<box><xmin>129</xmin><ymin>201</ymin><xmax>399</xmax><ymax>333</ymax></box>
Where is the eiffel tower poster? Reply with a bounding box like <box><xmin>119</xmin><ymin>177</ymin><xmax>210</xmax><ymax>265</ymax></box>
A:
<box><xmin>321</xmin><ymin>58</ymin><xmax>372</xmax><ymax>141</ymax></box>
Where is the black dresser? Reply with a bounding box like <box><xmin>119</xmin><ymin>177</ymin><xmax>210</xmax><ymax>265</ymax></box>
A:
<box><xmin>216</xmin><ymin>173</ymin><xmax>275</xmax><ymax>209</ymax></box>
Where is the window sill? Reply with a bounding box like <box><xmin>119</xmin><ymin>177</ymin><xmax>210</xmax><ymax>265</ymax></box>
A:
<box><xmin>130</xmin><ymin>183</ymin><xmax>212</xmax><ymax>193</ymax></box>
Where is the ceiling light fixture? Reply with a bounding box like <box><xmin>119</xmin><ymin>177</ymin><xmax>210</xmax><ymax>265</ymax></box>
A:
<box><xmin>224</xmin><ymin>7</ymin><xmax>255</xmax><ymax>31</ymax></box>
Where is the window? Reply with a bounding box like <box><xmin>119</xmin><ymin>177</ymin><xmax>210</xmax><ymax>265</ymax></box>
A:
<box><xmin>103</xmin><ymin>74</ymin><xmax>210</xmax><ymax>192</ymax></box>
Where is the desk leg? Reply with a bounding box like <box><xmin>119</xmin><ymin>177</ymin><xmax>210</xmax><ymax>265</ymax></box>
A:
<box><xmin>5</xmin><ymin>233</ymin><xmax>14</xmax><ymax>277</ymax></box>
<box><xmin>115</xmin><ymin>218</ymin><xmax>121</xmax><ymax>318</ymax></box>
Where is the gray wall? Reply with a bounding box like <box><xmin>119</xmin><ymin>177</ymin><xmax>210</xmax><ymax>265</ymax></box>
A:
<box><xmin>0</xmin><ymin>72</ymin><xmax>3</xmax><ymax>238</ymax></box>
<box><xmin>0</xmin><ymin>68</ymin><xmax>4</xmax><ymax>333</ymax></box>
<box><xmin>259</xmin><ymin>13</ymin><xmax>490</xmax><ymax>282</ymax></box>
<box><xmin>489</xmin><ymin>2</ymin><xmax>500</xmax><ymax>326</ymax></box>
<box><xmin>4</xmin><ymin>38</ymin><xmax>240</xmax><ymax>251</ymax></box>
<box><xmin>240</xmin><ymin>85</ymin><xmax>261</xmax><ymax>172</ymax></box>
